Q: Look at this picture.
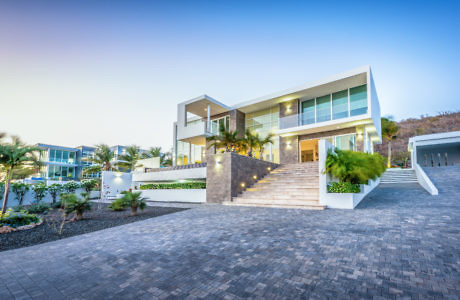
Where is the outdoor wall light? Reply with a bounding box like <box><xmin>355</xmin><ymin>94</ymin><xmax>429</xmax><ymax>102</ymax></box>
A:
<box><xmin>241</xmin><ymin>182</ymin><xmax>245</xmax><ymax>187</ymax></box>
<box><xmin>267</xmin><ymin>167</ymin><xmax>271</xmax><ymax>171</ymax></box>
<box><xmin>253</xmin><ymin>175</ymin><xmax>257</xmax><ymax>180</ymax></box>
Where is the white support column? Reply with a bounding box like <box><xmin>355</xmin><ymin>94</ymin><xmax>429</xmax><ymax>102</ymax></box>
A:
<box><xmin>207</xmin><ymin>104</ymin><xmax>211</xmax><ymax>133</ymax></box>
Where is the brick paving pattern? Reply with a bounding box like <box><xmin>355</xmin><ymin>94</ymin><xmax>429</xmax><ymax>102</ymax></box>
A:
<box><xmin>1</xmin><ymin>166</ymin><xmax>459</xmax><ymax>299</ymax></box>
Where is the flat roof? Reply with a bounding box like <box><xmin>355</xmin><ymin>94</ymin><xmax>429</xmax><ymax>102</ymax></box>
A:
<box><xmin>180</xmin><ymin>65</ymin><xmax>371</xmax><ymax>115</ymax></box>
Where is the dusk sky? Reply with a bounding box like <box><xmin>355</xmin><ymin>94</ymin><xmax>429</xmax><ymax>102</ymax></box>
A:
<box><xmin>1</xmin><ymin>0</ymin><xmax>459</xmax><ymax>150</ymax></box>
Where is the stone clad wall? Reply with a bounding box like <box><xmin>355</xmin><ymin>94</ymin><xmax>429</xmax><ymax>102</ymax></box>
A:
<box><xmin>206</xmin><ymin>152</ymin><xmax>279</xmax><ymax>203</ymax></box>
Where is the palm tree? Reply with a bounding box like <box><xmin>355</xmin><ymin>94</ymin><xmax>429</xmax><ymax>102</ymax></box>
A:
<box><xmin>0</xmin><ymin>137</ymin><xmax>41</xmax><ymax>213</ymax></box>
<box><xmin>142</xmin><ymin>146</ymin><xmax>171</xmax><ymax>167</ymax></box>
<box><xmin>143</xmin><ymin>147</ymin><xmax>162</xmax><ymax>158</ymax></box>
<box><xmin>381</xmin><ymin>117</ymin><xmax>399</xmax><ymax>168</ymax></box>
<box><xmin>244</xmin><ymin>129</ymin><xmax>258</xmax><ymax>157</ymax></box>
<box><xmin>82</xmin><ymin>144</ymin><xmax>118</xmax><ymax>175</ymax></box>
<box><xmin>207</xmin><ymin>124</ymin><xmax>242</xmax><ymax>152</ymax></box>
<box><xmin>256</xmin><ymin>133</ymin><xmax>274</xmax><ymax>160</ymax></box>
<box><xmin>118</xmin><ymin>145</ymin><xmax>143</xmax><ymax>171</ymax></box>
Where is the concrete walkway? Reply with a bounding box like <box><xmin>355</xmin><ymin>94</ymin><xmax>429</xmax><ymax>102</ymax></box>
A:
<box><xmin>1</xmin><ymin>167</ymin><xmax>459</xmax><ymax>299</ymax></box>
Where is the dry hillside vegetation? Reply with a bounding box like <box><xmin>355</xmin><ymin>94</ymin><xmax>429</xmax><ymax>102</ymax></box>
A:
<box><xmin>374</xmin><ymin>111</ymin><xmax>460</xmax><ymax>163</ymax></box>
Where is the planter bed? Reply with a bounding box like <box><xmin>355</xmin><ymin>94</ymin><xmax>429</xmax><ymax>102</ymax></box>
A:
<box><xmin>0</xmin><ymin>203</ymin><xmax>188</xmax><ymax>252</ymax></box>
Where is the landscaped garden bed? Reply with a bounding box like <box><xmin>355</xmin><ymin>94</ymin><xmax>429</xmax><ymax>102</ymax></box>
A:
<box><xmin>0</xmin><ymin>203</ymin><xmax>188</xmax><ymax>252</ymax></box>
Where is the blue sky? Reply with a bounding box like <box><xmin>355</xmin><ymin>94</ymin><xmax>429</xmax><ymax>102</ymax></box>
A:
<box><xmin>0</xmin><ymin>0</ymin><xmax>459</xmax><ymax>150</ymax></box>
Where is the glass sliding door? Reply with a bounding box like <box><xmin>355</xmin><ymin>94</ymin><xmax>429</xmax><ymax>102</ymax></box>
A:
<box><xmin>316</xmin><ymin>95</ymin><xmax>331</xmax><ymax>123</ymax></box>
<box><xmin>332</xmin><ymin>90</ymin><xmax>348</xmax><ymax>120</ymax></box>
<box><xmin>301</xmin><ymin>99</ymin><xmax>315</xmax><ymax>125</ymax></box>
<box><xmin>350</xmin><ymin>84</ymin><xmax>368</xmax><ymax>116</ymax></box>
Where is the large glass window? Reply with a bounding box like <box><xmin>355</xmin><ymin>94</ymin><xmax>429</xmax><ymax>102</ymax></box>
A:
<box><xmin>69</xmin><ymin>152</ymin><xmax>75</xmax><ymax>164</ymax></box>
<box><xmin>55</xmin><ymin>150</ymin><xmax>62</xmax><ymax>163</ymax></box>
<box><xmin>49</xmin><ymin>149</ymin><xmax>56</xmax><ymax>162</ymax></box>
<box><xmin>332</xmin><ymin>90</ymin><xmax>348</xmax><ymax>120</ymax></box>
<box><xmin>316</xmin><ymin>95</ymin><xmax>331</xmax><ymax>123</ymax></box>
<box><xmin>245</xmin><ymin>106</ymin><xmax>279</xmax><ymax>163</ymax></box>
<box><xmin>335</xmin><ymin>134</ymin><xmax>356</xmax><ymax>151</ymax></box>
<box><xmin>210</xmin><ymin>116</ymin><xmax>230</xmax><ymax>134</ymax></box>
<box><xmin>301</xmin><ymin>99</ymin><xmax>315</xmax><ymax>125</ymax></box>
<box><xmin>62</xmin><ymin>151</ymin><xmax>69</xmax><ymax>163</ymax></box>
<box><xmin>350</xmin><ymin>84</ymin><xmax>367</xmax><ymax>116</ymax></box>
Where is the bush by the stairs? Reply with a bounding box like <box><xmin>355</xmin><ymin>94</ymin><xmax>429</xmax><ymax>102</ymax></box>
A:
<box><xmin>327</xmin><ymin>182</ymin><xmax>361</xmax><ymax>193</ymax></box>
<box><xmin>139</xmin><ymin>182</ymin><xmax>206</xmax><ymax>190</ymax></box>
<box><xmin>325</xmin><ymin>149</ymin><xmax>386</xmax><ymax>185</ymax></box>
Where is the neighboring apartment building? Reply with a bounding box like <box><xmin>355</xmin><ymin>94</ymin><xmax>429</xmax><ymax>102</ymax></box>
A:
<box><xmin>173</xmin><ymin>65</ymin><xmax>381</xmax><ymax>166</ymax></box>
<box><xmin>36</xmin><ymin>144</ymin><xmax>148</xmax><ymax>181</ymax></box>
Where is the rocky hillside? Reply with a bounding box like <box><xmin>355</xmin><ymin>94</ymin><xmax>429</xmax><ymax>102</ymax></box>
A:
<box><xmin>374</xmin><ymin>111</ymin><xmax>460</xmax><ymax>165</ymax></box>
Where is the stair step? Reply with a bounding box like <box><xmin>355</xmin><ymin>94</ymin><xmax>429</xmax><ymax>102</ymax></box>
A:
<box><xmin>232</xmin><ymin>198</ymin><xmax>320</xmax><ymax>205</ymax></box>
<box><xmin>223</xmin><ymin>202</ymin><xmax>326</xmax><ymax>210</ymax></box>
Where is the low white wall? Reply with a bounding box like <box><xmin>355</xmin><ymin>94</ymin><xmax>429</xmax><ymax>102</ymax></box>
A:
<box><xmin>413</xmin><ymin>163</ymin><xmax>438</xmax><ymax>195</ymax></box>
<box><xmin>6</xmin><ymin>189</ymin><xmax>100</xmax><ymax>207</ymax></box>
<box><xmin>318</xmin><ymin>139</ymin><xmax>380</xmax><ymax>209</ymax></box>
<box><xmin>132</xmin><ymin>167</ymin><xmax>206</xmax><ymax>183</ymax></box>
<box><xmin>140</xmin><ymin>189</ymin><xmax>206</xmax><ymax>203</ymax></box>
<box><xmin>101</xmin><ymin>171</ymin><xmax>133</xmax><ymax>199</ymax></box>
<box><xmin>322</xmin><ymin>179</ymin><xmax>380</xmax><ymax>209</ymax></box>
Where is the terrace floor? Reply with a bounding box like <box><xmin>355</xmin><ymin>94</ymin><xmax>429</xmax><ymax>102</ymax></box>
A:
<box><xmin>1</xmin><ymin>167</ymin><xmax>459</xmax><ymax>299</ymax></box>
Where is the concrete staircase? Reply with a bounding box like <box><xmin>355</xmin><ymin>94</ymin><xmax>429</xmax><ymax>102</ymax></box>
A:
<box><xmin>380</xmin><ymin>168</ymin><xmax>418</xmax><ymax>184</ymax></box>
<box><xmin>224</xmin><ymin>162</ymin><xmax>326</xmax><ymax>210</ymax></box>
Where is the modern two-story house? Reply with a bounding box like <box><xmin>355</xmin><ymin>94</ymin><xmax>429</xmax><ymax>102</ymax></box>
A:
<box><xmin>173</xmin><ymin>65</ymin><xmax>381</xmax><ymax>167</ymax></box>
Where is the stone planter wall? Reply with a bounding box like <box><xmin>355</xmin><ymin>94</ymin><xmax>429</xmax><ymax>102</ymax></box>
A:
<box><xmin>206</xmin><ymin>152</ymin><xmax>279</xmax><ymax>203</ymax></box>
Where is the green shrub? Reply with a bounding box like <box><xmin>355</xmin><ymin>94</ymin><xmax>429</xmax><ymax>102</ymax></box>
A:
<box><xmin>31</xmin><ymin>183</ymin><xmax>48</xmax><ymax>203</ymax></box>
<box><xmin>80</xmin><ymin>179</ymin><xmax>98</xmax><ymax>193</ymax></box>
<box><xmin>11</xmin><ymin>182</ymin><xmax>30</xmax><ymax>206</ymax></box>
<box><xmin>26</xmin><ymin>203</ymin><xmax>51</xmax><ymax>214</ymax></box>
<box><xmin>63</xmin><ymin>181</ymin><xmax>80</xmax><ymax>194</ymax></box>
<box><xmin>325</xmin><ymin>149</ymin><xmax>386</xmax><ymax>185</ymax></box>
<box><xmin>327</xmin><ymin>182</ymin><xmax>361</xmax><ymax>193</ymax></box>
<box><xmin>0</xmin><ymin>209</ymin><xmax>41</xmax><ymax>228</ymax></box>
<box><xmin>47</xmin><ymin>184</ymin><xmax>62</xmax><ymax>204</ymax></box>
<box><xmin>51</xmin><ymin>200</ymin><xmax>63</xmax><ymax>209</ymax></box>
<box><xmin>139</xmin><ymin>182</ymin><xmax>206</xmax><ymax>190</ymax></box>
<box><xmin>62</xmin><ymin>193</ymin><xmax>91</xmax><ymax>221</ymax></box>
<box><xmin>108</xmin><ymin>198</ymin><xmax>126</xmax><ymax>211</ymax></box>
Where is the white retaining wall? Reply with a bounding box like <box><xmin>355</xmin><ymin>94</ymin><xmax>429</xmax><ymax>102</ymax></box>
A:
<box><xmin>6</xmin><ymin>189</ymin><xmax>100</xmax><ymax>207</ymax></box>
<box><xmin>413</xmin><ymin>163</ymin><xmax>438</xmax><ymax>195</ymax></box>
<box><xmin>140</xmin><ymin>189</ymin><xmax>206</xmax><ymax>203</ymax></box>
<box><xmin>318</xmin><ymin>139</ymin><xmax>380</xmax><ymax>209</ymax></box>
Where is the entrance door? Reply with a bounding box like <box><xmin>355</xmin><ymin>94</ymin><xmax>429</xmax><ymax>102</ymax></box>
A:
<box><xmin>300</xmin><ymin>139</ymin><xmax>319</xmax><ymax>162</ymax></box>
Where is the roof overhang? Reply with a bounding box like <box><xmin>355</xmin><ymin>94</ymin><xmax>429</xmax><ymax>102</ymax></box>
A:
<box><xmin>408</xmin><ymin>131</ymin><xmax>460</xmax><ymax>151</ymax></box>
<box><xmin>182</xmin><ymin>95</ymin><xmax>231</xmax><ymax>118</ymax></box>
<box><xmin>233</xmin><ymin>65</ymin><xmax>370</xmax><ymax>113</ymax></box>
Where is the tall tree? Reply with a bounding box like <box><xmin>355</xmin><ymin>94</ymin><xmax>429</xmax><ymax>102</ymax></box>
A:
<box><xmin>244</xmin><ymin>130</ymin><xmax>258</xmax><ymax>157</ymax></box>
<box><xmin>256</xmin><ymin>133</ymin><xmax>274</xmax><ymax>160</ymax></box>
<box><xmin>207</xmin><ymin>124</ymin><xmax>242</xmax><ymax>153</ymax></box>
<box><xmin>0</xmin><ymin>137</ymin><xmax>41</xmax><ymax>213</ymax></box>
<box><xmin>82</xmin><ymin>144</ymin><xmax>118</xmax><ymax>175</ymax></box>
<box><xmin>381</xmin><ymin>116</ymin><xmax>399</xmax><ymax>168</ymax></box>
<box><xmin>143</xmin><ymin>147</ymin><xmax>162</xmax><ymax>158</ymax></box>
<box><xmin>118</xmin><ymin>145</ymin><xmax>142</xmax><ymax>171</ymax></box>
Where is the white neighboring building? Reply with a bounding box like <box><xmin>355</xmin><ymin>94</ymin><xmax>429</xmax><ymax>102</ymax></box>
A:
<box><xmin>408</xmin><ymin>131</ymin><xmax>460</xmax><ymax>167</ymax></box>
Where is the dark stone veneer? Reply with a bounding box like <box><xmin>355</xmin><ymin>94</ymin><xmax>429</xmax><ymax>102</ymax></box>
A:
<box><xmin>206</xmin><ymin>152</ymin><xmax>279</xmax><ymax>203</ymax></box>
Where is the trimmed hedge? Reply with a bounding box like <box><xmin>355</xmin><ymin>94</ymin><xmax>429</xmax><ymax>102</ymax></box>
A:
<box><xmin>140</xmin><ymin>182</ymin><xmax>206</xmax><ymax>190</ymax></box>
<box><xmin>327</xmin><ymin>182</ymin><xmax>361</xmax><ymax>193</ymax></box>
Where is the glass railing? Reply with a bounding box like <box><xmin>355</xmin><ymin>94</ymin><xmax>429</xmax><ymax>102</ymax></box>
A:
<box><xmin>279</xmin><ymin>111</ymin><xmax>366</xmax><ymax>130</ymax></box>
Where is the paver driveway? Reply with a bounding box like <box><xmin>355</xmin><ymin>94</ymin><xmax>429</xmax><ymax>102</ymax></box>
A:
<box><xmin>1</xmin><ymin>167</ymin><xmax>459</xmax><ymax>299</ymax></box>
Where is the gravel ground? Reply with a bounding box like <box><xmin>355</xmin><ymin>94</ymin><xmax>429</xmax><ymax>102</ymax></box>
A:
<box><xmin>0</xmin><ymin>204</ymin><xmax>187</xmax><ymax>252</ymax></box>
